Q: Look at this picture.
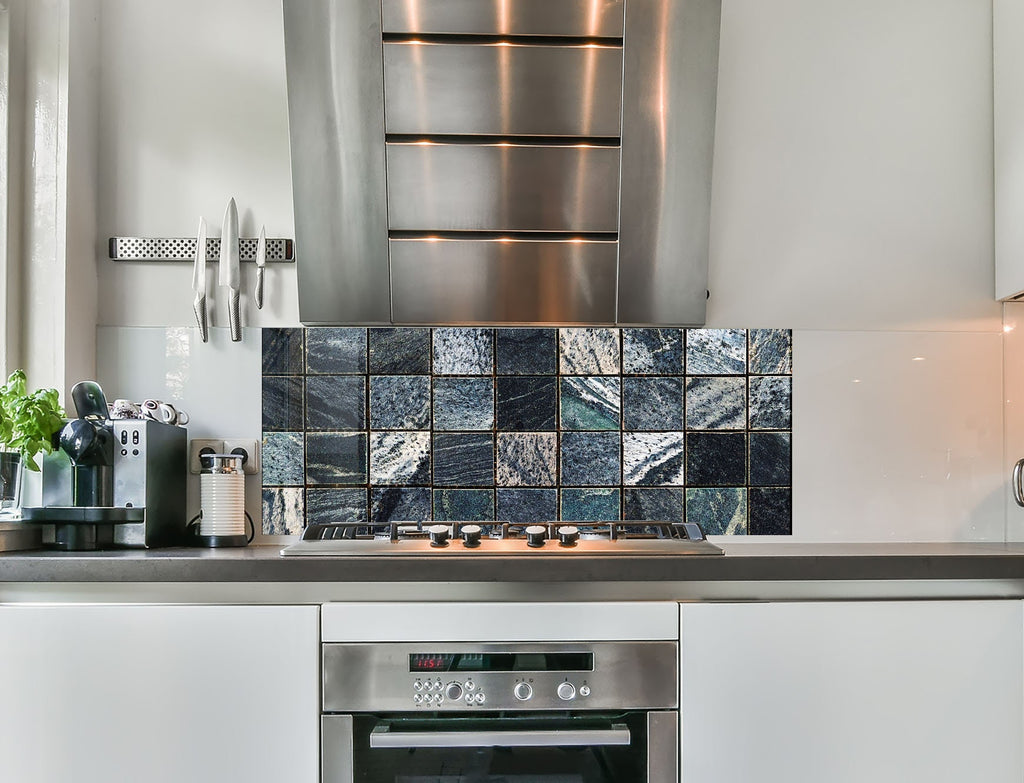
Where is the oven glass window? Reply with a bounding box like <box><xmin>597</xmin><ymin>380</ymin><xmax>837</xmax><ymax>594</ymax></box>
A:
<box><xmin>349</xmin><ymin>713</ymin><xmax>647</xmax><ymax>783</ymax></box>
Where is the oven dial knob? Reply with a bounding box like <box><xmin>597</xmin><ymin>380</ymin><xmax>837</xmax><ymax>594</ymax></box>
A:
<box><xmin>513</xmin><ymin>682</ymin><xmax>533</xmax><ymax>701</ymax></box>
<box><xmin>414</xmin><ymin>694</ymin><xmax>422</xmax><ymax>705</ymax></box>
<box><xmin>579</xmin><ymin>685</ymin><xmax>591</xmax><ymax>697</ymax></box>
<box><xmin>474</xmin><ymin>692</ymin><xmax>486</xmax><ymax>705</ymax></box>
<box><xmin>428</xmin><ymin>524</ymin><xmax>450</xmax><ymax>547</ymax></box>
<box><xmin>557</xmin><ymin>682</ymin><xmax>576</xmax><ymax>701</ymax></box>
<box><xmin>465</xmin><ymin>680</ymin><xmax>476</xmax><ymax>691</ymax></box>
<box><xmin>557</xmin><ymin>525</ymin><xmax>580</xmax><ymax>547</ymax></box>
<box><xmin>413</xmin><ymin>680</ymin><xmax>423</xmax><ymax>691</ymax></box>
<box><xmin>525</xmin><ymin>525</ymin><xmax>547</xmax><ymax>548</ymax></box>
<box><xmin>446</xmin><ymin>682</ymin><xmax>464</xmax><ymax>701</ymax></box>
<box><xmin>461</xmin><ymin>524</ymin><xmax>482</xmax><ymax>548</ymax></box>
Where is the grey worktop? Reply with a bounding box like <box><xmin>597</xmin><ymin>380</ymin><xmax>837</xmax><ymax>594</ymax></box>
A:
<box><xmin>3</xmin><ymin>542</ymin><xmax>1024</xmax><ymax>589</ymax></box>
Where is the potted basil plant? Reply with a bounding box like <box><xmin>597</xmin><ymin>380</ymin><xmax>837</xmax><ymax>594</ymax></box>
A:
<box><xmin>0</xmin><ymin>370</ymin><xmax>65</xmax><ymax>514</ymax></box>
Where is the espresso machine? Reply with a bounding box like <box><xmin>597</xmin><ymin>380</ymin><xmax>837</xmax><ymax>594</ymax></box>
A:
<box><xmin>22</xmin><ymin>381</ymin><xmax>187</xmax><ymax>550</ymax></box>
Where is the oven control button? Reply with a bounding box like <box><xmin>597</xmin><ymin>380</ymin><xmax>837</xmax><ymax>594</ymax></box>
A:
<box><xmin>579</xmin><ymin>685</ymin><xmax>591</xmax><ymax>697</ymax></box>
<box><xmin>461</xmin><ymin>524</ymin><xmax>482</xmax><ymax>547</ymax></box>
<box><xmin>557</xmin><ymin>525</ymin><xmax>580</xmax><ymax>546</ymax></box>
<box><xmin>474</xmin><ymin>692</ymin><xmax>486</xmax><ymax>705</ymax></box>
<box><xmin>428</xmin><ymin>524</ymin><xmax>450</xmax><ymax>547</ymax></box>
<box><xmin>557</xmin><ymin>682</ymin><xmax>576</xmax><ymax>701</ymax></box>
<box><xmin>525</xmin><ymin>525</ymin><xmax>547</xmax><ymax>548</ymax></box>
<box><xmin>465</xmin><ymin>694</ymin><xmax>473</xmax><ymax>705</ymax></box>
<box><xmin>413</xmin><ymin>680</ymin><xmax>423</xmax><ymax>691</ymax></box>
<box><xmin>513</xmin><ymin>682</ymin><xmax>533</xmax><ymax>701</ymax></box>
<box><xmin>434</xmin><ymin>693</ymin><xmax>443</xmax><ymax>704</ymax></box>
<box><xmin>414</xmin><ymin>694</ymin><xmax>423</xmax><ymax>705</ymax></box>
<box><xmin>465</xmin><ymin>680</ymin><xmax>476</xmax><ymax>691</ymax></box>
<box><xmin>446</xmin><ymin>682</ymin><xmax>464</xmax><ymax>701</ymax></box>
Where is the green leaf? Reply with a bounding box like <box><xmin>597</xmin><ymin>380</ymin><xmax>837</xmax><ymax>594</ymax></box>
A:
<box><xmin>0</xmin><ymin>370</ymin><xmax>65</xmax><ymax>471</ymax></box>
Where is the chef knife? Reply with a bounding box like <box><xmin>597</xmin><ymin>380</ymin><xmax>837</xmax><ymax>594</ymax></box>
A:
<box><xmin>192</xmin><ymin>216</ymin><xmax>209</xmax><ymax>342</ymax></box>
<box><xmin>219</xmin><ymin>197</ymin><xmax>241</xmax><ymax>342</ymax></box>
<box><xmin>254</xmin><ymin>224</ymin><xmax>266</xmax><ymax>310</ymax></box>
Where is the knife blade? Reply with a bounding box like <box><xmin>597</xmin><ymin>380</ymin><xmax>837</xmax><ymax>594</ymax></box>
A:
<box><xmin>219</xmin><ymin>197</ymin><xmax>241</xmax><ymax>342</ymax></box>
<box><xmin>254</xmin><ymin>224</ymin><xmax>266</xmax><ymax>310</ymax></box>
<box><xmin>192</xmin><ymin>217</ymin><xmax>209</xmax><ymax>342</ymax></box>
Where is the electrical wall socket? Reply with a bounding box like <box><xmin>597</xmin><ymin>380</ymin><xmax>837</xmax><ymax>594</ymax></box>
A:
<box><xmin>223</xmin><ymin>438</ymin><xmax>261</xmax><ymax>475</ymax></box>
<box><xmin>188</xmin><ymin>439</ymin><xmax>224</xmax><ymax>474</ymax></box>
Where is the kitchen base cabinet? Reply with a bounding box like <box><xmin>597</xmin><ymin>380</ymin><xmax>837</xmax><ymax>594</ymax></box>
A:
<box><xmin>679</xmin><ymin>601</ymin><xmax>1023</xmax><ymax>783</ymax></box>
<box><xmin>0</xmin><ymin>604</ymin><xmax>319</xmax><ymax>783</ymax></box>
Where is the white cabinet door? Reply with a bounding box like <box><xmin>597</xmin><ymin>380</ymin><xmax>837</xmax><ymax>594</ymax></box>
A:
<box><xmin>996</xmin><ymin>0</ymin><xmax>1024</xmax><ymax>299</ymax></box>
<box><xmin>680</xmin><ymin>601</ymin><xmax>1023</xmax><ymax>783</ymax></box>
<box><xmin>0</xmin><ymin>604</ymin><xmax>319</xmax><ymax>783</ymax></box>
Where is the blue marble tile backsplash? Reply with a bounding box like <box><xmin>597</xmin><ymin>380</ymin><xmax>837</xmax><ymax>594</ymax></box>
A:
<box><xmin>262</xmin><ymin>327</ymin><xmax>793</xmax><ymax>535</ymax></box>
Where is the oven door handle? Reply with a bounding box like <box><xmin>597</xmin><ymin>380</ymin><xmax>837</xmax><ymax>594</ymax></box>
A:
<box><xmin>369</xmin><ymin>723</ymin><xmax>632</xmax><ymax>749</ymax></box>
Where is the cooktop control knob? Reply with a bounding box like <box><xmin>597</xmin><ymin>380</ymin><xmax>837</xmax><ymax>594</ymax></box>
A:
<box><xmin>557</xmin><ymin>682</ymin><xmax>576</xmax><ymax>701</ymax></box>
<box><xmin>445</xmin><ymin>682</ymin><xmax>463</xmax><ymax>702</ymax></box>
<box><xmin>557</xmin><ymin>525</ymin><xmax>580</xmax><ymax>546</ymax></box>
<box><xmin>525</xmin><ymin>525</ymin><xmax>547</xmax><ymax>548</ymax></box>
<box><xmin>514</xmin><ymin>682</ymin><xmax>533</xmax><ymax>701</ymax></box>
<box><xmin>461</xmin><ymin>524</ymin><xmax>482</xmax><ymax>548</ymax></box>
<box><xmin>428</xmin><ymin>524</ymin><xmax>450</xmax><ymax>547</ymax></box>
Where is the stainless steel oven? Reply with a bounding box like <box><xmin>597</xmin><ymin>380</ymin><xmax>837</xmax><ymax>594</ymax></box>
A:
<box><xmin>321</xmin><ymin>641</ymin><xmax>678</xmax><ymax>782</ymax></box>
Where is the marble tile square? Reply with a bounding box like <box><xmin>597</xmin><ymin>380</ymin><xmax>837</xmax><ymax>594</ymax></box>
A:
<box><xmin>262</xmin><ymin>487</ymin><xmax>304</xmax><ymax>535</ymax></box>
<box><xmin>305</xmin><ymin>375</ymin><xmax>366</xmax><ymax>430</ymax></box>
<box><xmin>749</xmin><ymin>329</ymin><xmax>793</xmax><ymax>374</ymax></box>
<box><xmin>370</xmin><ymin>486</ymin><xmax>432</xmax><ymax>525</ymax></box>
<box><xmin>686</xmin><ymin>377</ymin><xmax>747</xmax><ymax>430</ymax></box>
<box><xmin>497</xmin><ymin>488</ymin><xmax>557</xmax><ymax>526</ymax></box>
<box><xmin>306</xmin><ymin>327</ymin><xmax>367</xmax><ymax>374</ymax></box>
<box><xmin>433</xmin><ymin>489</ymin><xmax>495</xmax><ymax>521</ymax></box>
<box><xmin>261</xmin><ymin>432</ymin><xmax>304</xmax><ymax>486</ymax></box>
<box><xmin>560</xmin><ymin>432</ymin><xmax>621</xmax><ymax>486</ymax></box>
<box><xmin>749</xmin><ymin>376</ymin><xmax>792</xmax><ymax>430</ymax></box>
<box><xmin>686</xmin><ymin>329</ymin><xmax>746</xmax><ymax>374</ymax></box>
<box><xmin>496</xmin><ymin>328</ymin><xmax>558</xmax><ymax>374</ymax></box>
<box><xmin>433</xmin><ymin>433</ymin><xmax>494</xmax><ymax>486</ymax></box>
<box><xmin>305</xmin><ymin>433</ymin><xmax>368</xmax><ymax>485</ymax></box>
<box><xmin>368</xmin><ymin>327</ymin><xmax>431</xmax><ymax>374</ymax></box>
<box><xmin>262</xmin><ymin>376</ymin><xmax>304</xmax><ymax>431</ymax></box>
<box><xmin>749</xmin><ymin>432</ymin><xmax>792</xmax><ymax>486</ymax></box>
<box><xmin>623</xmin><ymin>377</ymin><xmax>683</xmax><ymax>430</ymax></box>
<box><xmin>686</xmin><ymin>432</ymin><xmax>746</xmax><ymax>486</ymax></box>
<box><xmin>433</xmin><ymin>328</ymin><xmax>494</xmax><ymax>375</ymax></box>
<box><xmin>685</xmin><ymin>488</ymin><xmax>748</xmax><ymax>535</ymax></box>
<box><xmin>559</xmin><ymin>328</ymin><xmax>620</xmax><ymax>374</ymax></box>
<box><xmin>433</xmin><ymin>377</ymin><xmax>495</xmax><ymax>431</ymax></box>
<box><xmin>560</xmin><ymin>377</ymin><xmax>621</xmax><ymax>431</ymax></box>
<box><xmin>370</xmin><ymin>375</ymin><xmax>431</xmax><ymax>430</ymax></box>
<box><xmin>262</xmin><ymin>327</ymin><xmax>304</xmax><ymax>374</ymax></box>
<box><xmin>496</xmin><ymin>433</ymin><xmax>557</xmax><ymax>486</ymax></box>
<box><xmin>496</xmin><ymin>376</ymin><xmax>557</xmax><ymax>431</ymax></box>
<box><xmin>623</xmin><ymin>488</ymin><xmax>684</xmax><ymax>522</ymax></box>
<box><xmin>622</xmin><ymin>328</ymin><xmax>683</xmax><ymax>374</ymax></box>
<box><xmin>748</xmin><ymin>487</ymin><xmax>792</xmax><ymax>535</ymax></box>
<box><xmin>561</xmin><ymin>488</ymin><xmax>621</xmax><ymax>522</ymax></box>
<box><xmin>623</xmin><ymin>432</ymin><xmax>686</xmax><ymax>486</ymax></box>
<box><xmin>305</xmin><ymin>488</ymin><xmax>368</xmax><ymax>526</ymax></box>
<box><xmin>370</xmin><ymin>432</ymin><xmax>431</xmax><ymax>485</ymax></box>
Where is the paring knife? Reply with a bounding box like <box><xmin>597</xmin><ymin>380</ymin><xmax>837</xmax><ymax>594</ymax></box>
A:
<box><xmin>192</xmin><ymin>217</ymin><xmax>209</xmax><ymax>342</ymax></box>
<box><xmin>254</xmin><ymin>224</ymin><xmax>266</xmax><ymax>309</ymax></box>
<box><xmin>219</xmin><ymin>197</ymin><xmax>241</xmax><ymax>342</ymax></box>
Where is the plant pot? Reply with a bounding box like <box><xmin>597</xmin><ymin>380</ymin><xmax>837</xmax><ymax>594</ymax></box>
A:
<box><xmin>0</xmin><ymin>451</ymin><xmax>23</xmax><ymax>516</ymax></box>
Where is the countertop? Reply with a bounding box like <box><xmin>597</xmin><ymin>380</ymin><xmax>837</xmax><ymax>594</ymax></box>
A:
<box><xmin>3</xmin><ymin>542</ymin><xmax>1024</xmax><ymax>603</ymax></box>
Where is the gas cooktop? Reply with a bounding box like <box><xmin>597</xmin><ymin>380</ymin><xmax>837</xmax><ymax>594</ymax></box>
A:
<box><xmin>280</xmin><ymin>521</ymin><xmax>724</xmax><ymax>557</ymax></box>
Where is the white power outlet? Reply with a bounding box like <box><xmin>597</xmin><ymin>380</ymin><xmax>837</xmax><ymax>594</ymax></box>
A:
<box><xmin>189</xmin><ymin>439</ymin><xmax>224</xmax><ymax>474</ymax></box>
<box><xmin>223</xmin><ymin>438</ymin><xmax>261</xmax><ymax>475</ymax></box>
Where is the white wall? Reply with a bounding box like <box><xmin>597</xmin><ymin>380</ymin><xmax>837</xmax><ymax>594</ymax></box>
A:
<box><xmin>90</xmin><ymin>0</ymin><xmax>1004</xmax><ymax>542</ymax></box>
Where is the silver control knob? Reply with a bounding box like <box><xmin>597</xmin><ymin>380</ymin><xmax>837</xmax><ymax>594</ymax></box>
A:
<box><xmin>465</xmin><ymin>680</ymin><xmax>476</xmax><ymax>691</ymax></box>
<box><xmin>461</xmin><ymin>524</ymin><xmax>482</xmax><ymax>548</ymax></box>
<box><xmin>413</xmin><ymin>694</ymin><xmax>422</xmax><ymax>705</ymax></box>
<box><xmin>445</xmin><ymin>682</ymin><xmax>464</xmax><ymax>701</ymax></box>
<box><xmin>428</xmin><ymin>524</ymin><xmax>450</xmax><ymax>547</ymax></box>
<box><xmin>413</xmin><ymin>680</ymin><xmax>423</xmax><ymax>691</ymax></box>
<box><xmin>513</xmin><ymin>682</ymin><xmax>533</xmax><ymax>701</ymax></box>
<box><xmin>557</xmin><ymin>525</ymin><xmax>580</xmax><ymax>547</ymax></box>
<box><xmin>557</xmin><ymin>682</ymin><xmax>576</xmax><ymax>701</ymax></box>
<box><xmin>579</xmin><ymin>685</ymin><xmax>591</xmax><ymax>697</ymax></box>
<box><xmin>474</xmin><ymin>692</ymin><xmax>486</xmax><ymax>704</ymax></box>
<box><xmin>525</xmin><ymin>524</ymin><xmax>547</xmax><ymax>548</ymax></box>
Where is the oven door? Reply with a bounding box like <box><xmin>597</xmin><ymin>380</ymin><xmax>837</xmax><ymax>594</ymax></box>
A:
<box><xmin>323</xmin><ymin>711</ymin><xmax>677</xmax><ymax>783</ymax></box>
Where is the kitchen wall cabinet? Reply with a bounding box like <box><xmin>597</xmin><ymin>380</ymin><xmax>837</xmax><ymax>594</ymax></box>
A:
<box><xmin>996</xmin><ymin>0</ymin><xmax>1024</xmax><ymax>300</ymax></box>
<box><xmin>679</xmin><ymin>600</ymin><xmax>1023</xmax><ymax>783</ymax></box>
<box><xmin>0</xmin><ymin>604</ymin><xmax>319</xmax><ymax>783</ymax></box>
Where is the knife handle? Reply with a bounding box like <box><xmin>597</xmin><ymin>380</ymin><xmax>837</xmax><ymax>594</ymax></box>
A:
<box><xmin>193</xmin><ymin>294</ymin><xmax>209</xmax><ymax>343</ymax></box>
<box><xmin>255</xmin><ymin>267</ymin><xmax>265</xmax><ymax>310</ymax></box>
<box><xmin>229</xmin><ymin>289</ymin><xmax>241</xmax><ymax>342</ymax></box>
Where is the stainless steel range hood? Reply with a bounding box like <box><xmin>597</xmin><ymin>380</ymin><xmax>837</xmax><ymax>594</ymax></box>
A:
<box><xmin>283</xmin><ymin>0</ymin><xmax>722</xmax><ymax>325</ymax></box>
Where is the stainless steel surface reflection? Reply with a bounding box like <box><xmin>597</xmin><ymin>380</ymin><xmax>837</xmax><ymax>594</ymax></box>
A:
<box><xmin>382</xmin><ymin>0</ymin><xmax>626</xmax><ymax>37</ymax></box>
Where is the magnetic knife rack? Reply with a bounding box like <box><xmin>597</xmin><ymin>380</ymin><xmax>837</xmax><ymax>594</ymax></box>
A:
<box><xmin>108</xmin><ymin>237</ymin><xmax>295</xmax><ymax>263</ymax></box>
